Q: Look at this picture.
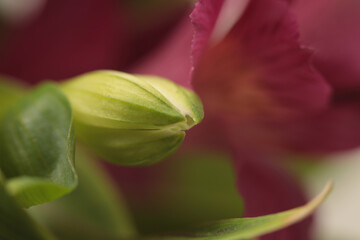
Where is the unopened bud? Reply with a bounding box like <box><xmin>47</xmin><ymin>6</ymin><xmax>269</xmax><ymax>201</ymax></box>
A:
<box><xmin>62</xmin><ymin>70</ymin><xmax>203</xmax><ymax>165</ymax></box>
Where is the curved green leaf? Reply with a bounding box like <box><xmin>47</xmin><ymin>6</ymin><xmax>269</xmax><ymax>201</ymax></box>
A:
<box><xmin>0</xmin><ymin>83</ymin><xmax>77</xmax><ymax>207</ymax></box>
<box><xmin>145</xmin><ymin>181</ymin><xmax>333</xmax><ymax>240</ymax></box>
<box><xmin>0</xmin><ymin>172</ymin><xmax>57</xmax><ymax>240</ymax></box>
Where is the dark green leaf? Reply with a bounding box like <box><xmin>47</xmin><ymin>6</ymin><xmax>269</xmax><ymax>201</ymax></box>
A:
<box><xmin>0</xmin><ymin>83</ymin><xmax>77</xmax><ymax>207</ymax></box>
<box><xmin>0</xmin><ymin>171</ymin><xmax>57</xmax><ymax>240</ymax></box>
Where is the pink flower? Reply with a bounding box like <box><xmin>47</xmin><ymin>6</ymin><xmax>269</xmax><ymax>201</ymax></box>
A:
<box><xmin>128</xmin><ymin>0</ymin><xmax>360</xmax><ymax>239</ymax></box>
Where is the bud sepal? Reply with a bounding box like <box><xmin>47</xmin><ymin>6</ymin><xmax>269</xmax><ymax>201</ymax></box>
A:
<box><xmin>62</xmin><ymin>70</ymin><xmax>204</xmax><ymax>165</ymax></box>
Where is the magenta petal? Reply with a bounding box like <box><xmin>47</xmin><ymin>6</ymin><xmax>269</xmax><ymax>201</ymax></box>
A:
<box><xmin>0</xmin><ymin>0</ymin><xmax>125</xmax><ymax>84</ymax></box>
<box><xmin>292</xmin><ymin>0</ymin><xmax>360</xmax><ymax>91</ymax></box>
<box><xmin>190</xmin><ymin>0</ymin><xmax>225</xmax><ymax>65</ymax></box>
<box><xmin>234</xmin><ymin>149</ymin><xmax>312</xmax><ymax>240</ymax></box>
<box><xmin>193</xmin><ymin>0</ymin><xmax>331</xmax><ymax>119</ymax></box>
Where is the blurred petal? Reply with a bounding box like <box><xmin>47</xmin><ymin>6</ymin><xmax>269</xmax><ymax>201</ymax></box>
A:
<box><xmin>131</xmin><ymin>17</ymin><xmax>193</xmax><ymax>88</ymax></box>
<box><xmin>234</xmin><ymin>149</ymin><xmax>312</xmax><ymax>240</ymax></box>
<box><xmin>292</xmin><ymin>0</ymin><xmax>360</xmax><ymax>91</ymax></box>
<box><xmin>193</xmin><ymin>0</ymin><xmax>330</xmax><ymax>120</ymax></box>
<box><xmin>280</xmin><ymin>104</ymin><xmax>360</xmax><ymax>153</ymax></box>
<box><xmin>0</xmin><ymin>0</ymin><xmax>125</xmax><ymax>84</ymax></box>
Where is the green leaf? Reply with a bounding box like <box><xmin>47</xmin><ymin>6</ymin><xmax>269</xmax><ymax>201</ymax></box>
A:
<box><xmin>144</xmin><ymin>181</ymin><xmax>333</xmax><ymax>240</ymax></box>
<box><xmin>0</xmin><ymin>171</ymin><xmax>57</xmax><ymax>240</ymax></box>
<box><xmin>29</xmin><ymin>148</ymin><xmax>137</xmax><ymax>240</ymax></box>
<box><xmin>0</xmin><ymin>83</ymin><xmax>77</xmax><ymax>207</ymax></box>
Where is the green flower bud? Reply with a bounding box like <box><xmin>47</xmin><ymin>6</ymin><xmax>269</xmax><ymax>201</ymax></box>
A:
<box><xmin>62</xmin><ymin>70</ymin><xmax>204</xmax><ymax>165</ymax></box>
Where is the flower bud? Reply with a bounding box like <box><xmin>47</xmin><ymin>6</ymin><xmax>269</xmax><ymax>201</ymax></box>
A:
<box><xmin>62</xmin><ymin>70</ymin><xmax>204</xmax><ymax>165</ymax></box>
